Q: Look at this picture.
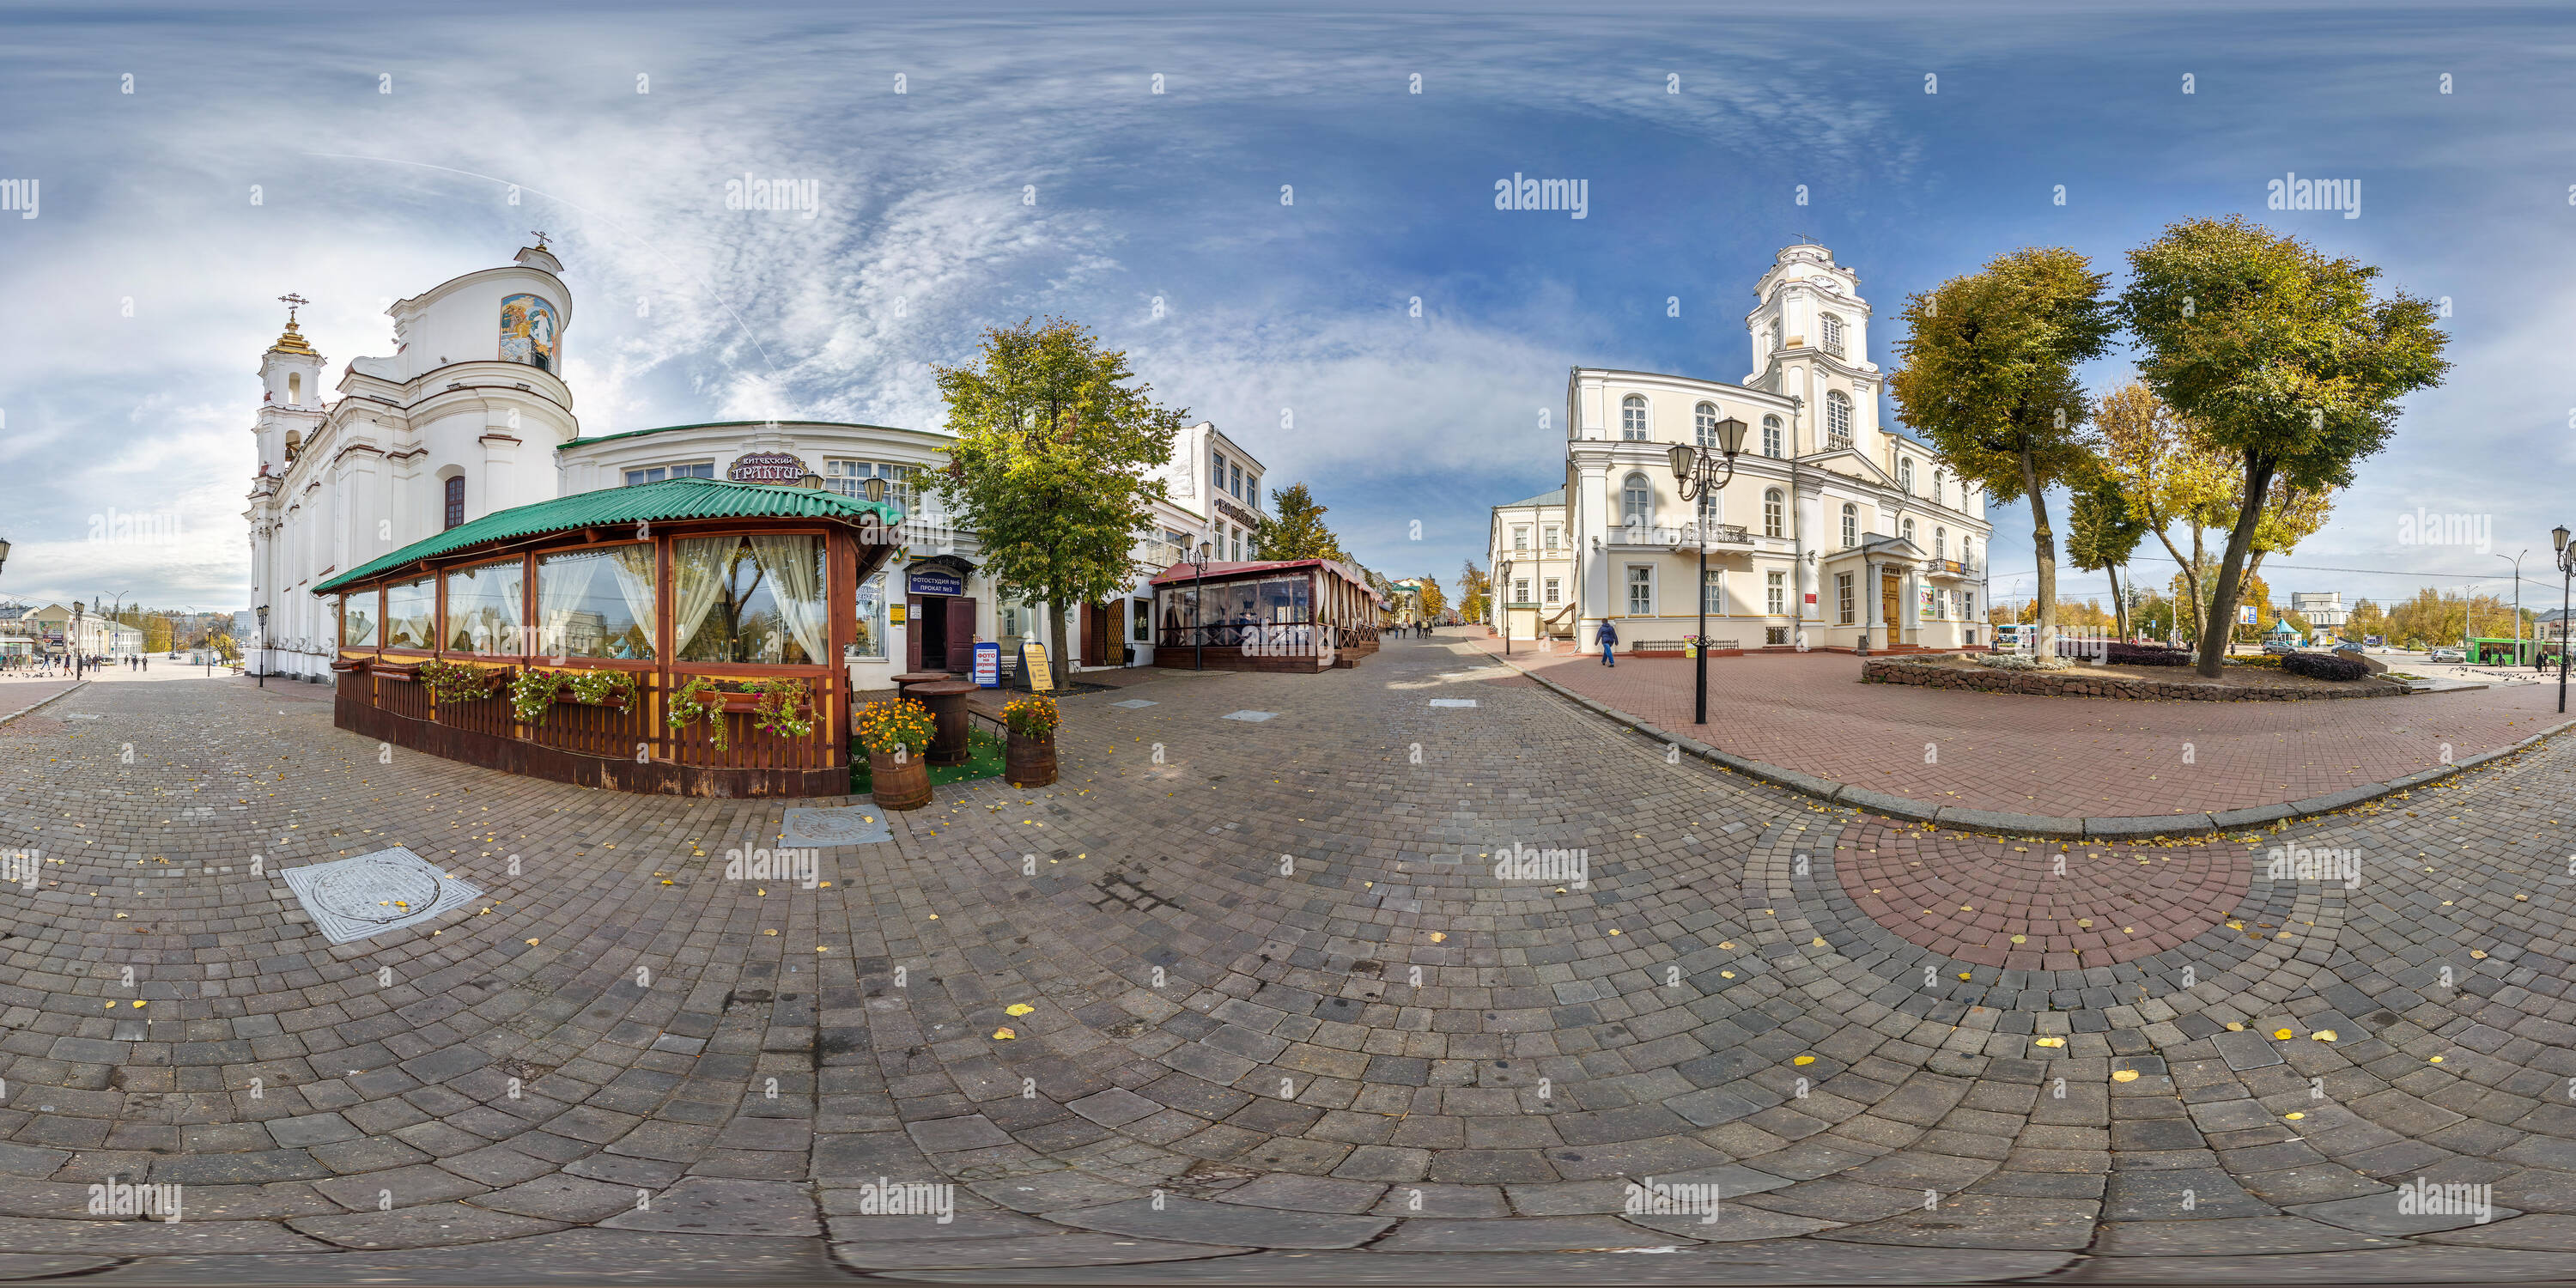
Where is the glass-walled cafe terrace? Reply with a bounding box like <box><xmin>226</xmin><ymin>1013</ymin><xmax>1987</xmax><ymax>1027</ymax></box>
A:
<box><xmin>1149</xmin><ymin>558</ymin><xmax>1381</xmax><ymax>672</ymax></box>
<box><xmin>313</xmin><ymin>477</ymin><xmax>902</xmax><ymax>797</ymax></box>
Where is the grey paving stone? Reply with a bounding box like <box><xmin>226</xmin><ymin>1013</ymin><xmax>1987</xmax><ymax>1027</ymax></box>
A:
<box><xmin>2089</xmin><ymin>1215</ymin><xmax>2414</xmax><ymax>1257</ymax></box>
<box><xmin>1044</xmin><ymin>1196</ymin><xmax>1393</xmax><ymax>1249</ymax></box>
<box><xmin>598</xmin><ymin>1178</ymin><xmax>820</xmax><ymax>1236</ymax></box>
<box><xmin>286</xmin><ymin>1202</ymin><xmax>572</xmax><ymax>1250</ymax></box>
<box><xmin>836</xmin><ymin>1232</ymin><xmax>1253</xmax><ymax>1270</ymax></box>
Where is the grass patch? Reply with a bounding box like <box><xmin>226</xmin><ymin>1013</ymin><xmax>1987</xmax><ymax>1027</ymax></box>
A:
<box><xmin>850</xmin><ymin>729</ymin><xmax>1005</xmax><ymax>793</ymax></box>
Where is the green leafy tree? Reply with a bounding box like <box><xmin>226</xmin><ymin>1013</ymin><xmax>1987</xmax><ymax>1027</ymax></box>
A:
<box><xmin>1891</xmin><ymin>246</ymin><xmax>2117</xmax><ymax>655</ymax></box>
<box><xmin>932</xmin><ymin>317</ymin><xmax>1186</xmax><ymax>688</ymax></box>
<box><xmin>2066</xmin><ymin>471</ymin><xmax>2148</xmax><ymax>639</ymax></box>
<box><xmin>1255</xmin><ymin>482</ymin><xmax>1346</xmax><ymax>561</ymax></box>
<box><xmin>2120</xmin><ymin>216</ymin><xmax>2450</xmax><ymax>676</ymax></box>
<box><xmin>2096</xmin><ymin>380</ymin><xmax>2234</xmax><ymax>642</ymax></box>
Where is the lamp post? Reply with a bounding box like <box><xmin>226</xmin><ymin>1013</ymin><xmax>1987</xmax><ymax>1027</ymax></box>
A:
<box><xmin>1498</xmin><ymin>559</ymin><xmax>1514</xmax><ymax>657</ymax></box>
<box><xmin>1190</xmin><ymin>540</ymin><xmax>1212</xmax><ymax>672</ymax></box>
<box><xmin>2555</xmin><ymin>525</ymin><xmax>2571</xmax><ymax>714</ymax></box>
<box><xmin>2495</xmin><ymin>550</ymin><xmax>2527</xmax><ymax>667</ymax></box>
<box><xmin>256</xmin><ymin>605</ymin><xmax>269</xmax><ymax>688</ymax></box>
<box><xmin>71</xmin><ymin>600</ymin><xmax>83</xmax><ymax>677</ymax></box>
<box><xmin>1670</xmin><ymin>416</ymin><xmax>1750</xmax><ymax>726</ymax></box>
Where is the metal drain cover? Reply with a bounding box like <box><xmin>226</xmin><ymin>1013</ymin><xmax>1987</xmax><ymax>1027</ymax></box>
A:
<box><xmin>283</xmin><ymin>847</ymin><xmax>483</xmax><ymax>945</ymax></box>
<box><xmin>781</xmin><ymin>807</ymin><xmax>890</xmax><ymax>848</ymax></box>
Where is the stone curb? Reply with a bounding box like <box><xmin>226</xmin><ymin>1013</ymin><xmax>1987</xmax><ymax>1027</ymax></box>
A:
<box><xmin>1479</xmin><ymin>648</ymin><xmax>2574</xmax><ymax>841</ymax></box>
<box><xmin>0</xmin><ymin>680</ymin><xmax>88</xmax><ymax>727</ymax></box>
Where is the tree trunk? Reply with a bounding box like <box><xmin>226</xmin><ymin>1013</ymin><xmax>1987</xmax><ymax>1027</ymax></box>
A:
<box><xmin>2106</xmin><ymin>562</ymin><xmax>2128</xmax><ymax>640</ymax></box>
<box><xmin>1047</xmin><ymin>603</ymin><xmax>1071</xmax><ymax>690</ymax></box>
<box><xmin>2196</xmin><ymin>453</ymin><xmax>2278</xmax><ymax>678</ymax></box>
<box><xmin>2018</xmin><ymin>442</ymin><xmax>2058</xmax><ymax>657</ymax></box>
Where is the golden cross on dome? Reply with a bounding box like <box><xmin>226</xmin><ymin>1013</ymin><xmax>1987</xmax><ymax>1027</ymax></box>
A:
<box><xmin>276</xmin><ymin>293</ymin><xmax>308</xmax><ymax>322</ymax></box>
<box><xmin>530</xmin><ymin>230</ymin><xmax>550</xmax><ymax>249</ymax></box>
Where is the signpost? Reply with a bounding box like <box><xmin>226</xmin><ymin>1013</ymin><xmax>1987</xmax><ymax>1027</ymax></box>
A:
<box><xmin>1022</xmin><ymin>641</ymin><xmax>1054</xmax><ymax>692</ymax></box>
<box><xmin>973</xmin><ymin>641</ymin><xmax>1000</xmax><ymax>689</ymax></box>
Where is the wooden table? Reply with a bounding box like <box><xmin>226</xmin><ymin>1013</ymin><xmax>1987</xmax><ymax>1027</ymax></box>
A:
<box><xmin>907</xmin><ymin>680</ymin><xmax>979</xmax><ymax>767</ymax></box>
<box><xmin>891</xmin><ymin>671</ymin><xmax>957</xmax><ymax>696</ymax></box>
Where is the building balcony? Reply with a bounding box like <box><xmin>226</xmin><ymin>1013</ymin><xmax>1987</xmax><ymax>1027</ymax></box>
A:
<box><xmin>1924</xmin><ymin>558</ymin><xmax>1978</xmax><ymax>579</ymax></box>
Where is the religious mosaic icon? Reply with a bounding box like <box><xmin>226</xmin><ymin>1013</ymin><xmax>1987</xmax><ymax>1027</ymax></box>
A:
<box><xmin>499</xmin><ymin>293</ymin><xmax>558</xmax><ymax>371</ymax></box>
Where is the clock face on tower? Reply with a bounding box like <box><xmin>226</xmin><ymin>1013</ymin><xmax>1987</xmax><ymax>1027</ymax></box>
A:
<box><xmin>499</xmin><ymin>294</ymin><xmax>558</xmax><ymax>372</ymax></box>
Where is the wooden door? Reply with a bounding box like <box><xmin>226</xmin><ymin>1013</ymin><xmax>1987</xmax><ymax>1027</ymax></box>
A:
<box><xmin>945</xmin><ymin>598</ymin><xmax>977</xmax><ymax>674</ymax></box>
<box><xmin>1880</xmin><ymin>574</ymin><xmax>1901</xmax><ymax>636</ymax></box>
<box><xmin>905</xmin><ymin>598</ymin><xmax>923</xmax><ymax>671</ymax></box>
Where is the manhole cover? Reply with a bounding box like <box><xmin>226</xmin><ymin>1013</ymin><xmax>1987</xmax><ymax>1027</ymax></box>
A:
<box><xmin>1221</xmin><ymin>710</ymin><xmax>1276</xmax><ymax>722</ymax></box>
<box><xmin>781</xmin><ymin>807</ymin><xmax>890</xmax><ymax>848</ymax></box>
<box><xmin>283</xmin><ymin>847</ymin><xmax>483</xmax><ymax>945</ymax></box>
<box><xmin>1110</xmin><ymin>699</ymin><xmax>1157</xmax><ymax>709</ymax></box>
<box><xmin>1428</xmin><ymin>698</ymin><xmax>1478</xmax><ymax>708</ymax></box>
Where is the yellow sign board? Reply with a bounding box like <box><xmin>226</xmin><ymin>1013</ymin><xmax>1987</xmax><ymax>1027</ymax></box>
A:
<box><xmin>890</xmin><ymin>604</ymin><xmax>907</xmax><ymax>624</ymax></box>
<box><xmin>1022</xmin><ymin>641</ymin><xmax>1054</xmax><ymax>692</ymax></box>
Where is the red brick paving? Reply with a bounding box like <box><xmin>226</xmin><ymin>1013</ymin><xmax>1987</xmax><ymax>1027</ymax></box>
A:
<box><xmin>1836</xmin><ymin>820</ymin><xmax>2246</xmax><ymax>967</ymax></box>
<box><xmin>1465</xmin><ymin>635</ymin><xmax>2568</xmax><ymax>817</ymax></box>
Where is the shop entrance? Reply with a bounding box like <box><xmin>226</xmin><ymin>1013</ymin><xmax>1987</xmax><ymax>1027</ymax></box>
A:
<box><xmin>907</xmin><ymin>596</ymin><xmax>978</xmax><ymax>672</ymax></box>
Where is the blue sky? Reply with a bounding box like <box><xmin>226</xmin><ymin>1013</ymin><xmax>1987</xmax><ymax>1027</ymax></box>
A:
<box><xmin>4</xmin><ymin>0</ymin><xmax>2573</xmax><ymax>618</ymax></box>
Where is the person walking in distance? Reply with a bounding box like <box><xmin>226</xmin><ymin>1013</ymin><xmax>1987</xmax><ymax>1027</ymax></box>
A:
<box><xmin>1595</xmin><ymin>617</ymin><xmax>1619</xmax><ymax>666</ymax></box>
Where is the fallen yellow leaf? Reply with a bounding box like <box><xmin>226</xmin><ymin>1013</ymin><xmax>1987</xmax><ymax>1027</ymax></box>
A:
<box><xmin>1005</xmin><ymin>1003</ymin><xmax>1035</xmax><ymax>1017</ymax></box>
<box><xmin>2033</xmin><ymin>1036</ymin><xmax>2066</xmax><ymax>1048</ymax></box>
<box><xmin>992</xmin><ymin>1027</ymin><xmax>1017</xmax><ymax>1040</ymax></box>
<box><xmin>2112</xmin><ymin>1070</ymin><xmax>2141</xmax><ymax>1083</ymax></box>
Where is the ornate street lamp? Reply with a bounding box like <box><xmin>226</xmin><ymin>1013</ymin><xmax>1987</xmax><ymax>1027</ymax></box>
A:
<box><xmin>2555</xmin><ymin>524</ymin><xmax>2571</xmax><ymax>714</ymax></box>
<box><xmin>1498</xmin><ymin>558</ymin><xmax>1514</xmax><ymax>657</ymax></box>
<box><xmin>1190</xmin><ymin>540</ymin><xmax>1214</xmax><ymax>672</ymax></box>
<box><xmin>256</xmin><ymin>605</ymin><xmax>270</xmax><ymax>689</ymax></box>
<box><xmin>1671</xmin><ymin>416</ymin><xmax>1750</xmax><ymax>726</ymax></box>
<box><xmin>0</xmin><ymin>534</ymin><xmax>11</xmax><ymax>574</ymax></box>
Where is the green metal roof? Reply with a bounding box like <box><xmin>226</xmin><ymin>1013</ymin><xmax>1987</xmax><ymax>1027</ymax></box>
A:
<box><xmin>313</xmin><ymin>477</ymin><xmax>903</xmax><ymax>596</ymax></box>
<box><xmin>555</xmin><ymin>420</ymin><xmax>935</xmax><ymax>451</ymax></box>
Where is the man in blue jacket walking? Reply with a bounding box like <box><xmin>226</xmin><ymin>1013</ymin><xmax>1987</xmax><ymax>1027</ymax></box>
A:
<box><xmin>1595</xmin><ymin>618</ymin><xmax>1618</xmax><ymax>666</ymax></box>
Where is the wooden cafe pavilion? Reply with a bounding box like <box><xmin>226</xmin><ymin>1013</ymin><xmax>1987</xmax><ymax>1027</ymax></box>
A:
<box><xmin>313</xmin><ymin>477</ymin><xmax>903</xmax><ymax>797</ymax></box>
<box><xmin>1146</xmin><ymin>557</ymin><xmax>1382</xmax><ymax>671</ymax></box>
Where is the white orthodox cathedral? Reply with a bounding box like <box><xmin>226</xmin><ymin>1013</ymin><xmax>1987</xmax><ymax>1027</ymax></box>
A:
<box><xmin>243</xmin><ymin>244</ymin><xmax>1264</xmax><ymax>685</ymax></box>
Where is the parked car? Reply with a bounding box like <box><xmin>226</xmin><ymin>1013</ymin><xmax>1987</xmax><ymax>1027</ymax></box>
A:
<box><xmin>2429</xmin><ymin>647</ymin><xmax>2466</xmax><ymax>664</ymax></box>
<box><xmin>2262</xmin><ymin>639</ymin><xmax>2298</xmax><ymax>655</ymax></box>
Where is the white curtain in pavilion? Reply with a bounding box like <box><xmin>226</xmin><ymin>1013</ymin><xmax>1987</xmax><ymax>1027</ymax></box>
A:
<box><xmin>749</xmin><ymin>534</ymin><xmax>826</xmax><ymax>664</ymax></box>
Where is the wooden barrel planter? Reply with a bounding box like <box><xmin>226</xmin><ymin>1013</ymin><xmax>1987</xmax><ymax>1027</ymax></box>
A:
<box><xmin>1005</xmin><ymin>731</ymin><xmax>1057</xmax><ymax>787</ymax></box>
<box><xmin>870</xmin><ymin>749</ymin><xmax>932</xmax><ymax>810</ymax></box>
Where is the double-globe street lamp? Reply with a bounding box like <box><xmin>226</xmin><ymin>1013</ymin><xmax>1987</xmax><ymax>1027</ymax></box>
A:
<box><xmin>1669</xmin><ymin>416</ymin><xmax>1750</xmax><ymax>726</ymax></box>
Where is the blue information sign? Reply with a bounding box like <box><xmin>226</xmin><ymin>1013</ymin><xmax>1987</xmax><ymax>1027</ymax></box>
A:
<box><xmin>973</xmin><ymin>641</ymin><xmax>1001</xmax><ymax>688</ymax></box>
<box><xmin>908</xmin><ymin>568</ymin><xmax>966</xmax><ymax>596</ymax></box>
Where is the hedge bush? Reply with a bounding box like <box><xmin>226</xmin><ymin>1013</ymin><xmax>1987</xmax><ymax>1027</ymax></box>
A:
<box><xmin>2052</xmin><ymin>640</ymin><xmax>2194</xmax><ymax>666</ymax></box>
<box><xmin>2281</xmin><ymin>651</ymin><xmax>2370</xmax><ymax>682</ymax></box>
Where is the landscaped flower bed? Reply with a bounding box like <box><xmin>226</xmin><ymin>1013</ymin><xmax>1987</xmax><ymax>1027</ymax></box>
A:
<box><xmin>1867</xmin><ymin>655</ymin><xmax>2409</xmax><ymax>702</ymax></box>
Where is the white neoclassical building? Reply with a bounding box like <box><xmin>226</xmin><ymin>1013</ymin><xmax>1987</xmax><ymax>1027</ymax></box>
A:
<box><xmin>1545</xmin><ymin>243</ymin><xmax>1991</xmax><ymax>653</ymax></box>
<box><xmin>244</xmin><ymin>244</ymin><xmax>1267</xmax><ymax>686</ymax></box>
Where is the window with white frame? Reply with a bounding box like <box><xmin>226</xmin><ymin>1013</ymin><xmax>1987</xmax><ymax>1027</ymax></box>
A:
<box><xmin>1962</xmin><ymin>592</ymin><xmax>1975</xmax><ymax>620</ymax></box>
<box><xmin>1544</xmin><ymin>577</ymin><xmax>1560</xmax><ymax>604</ymax></box>
<box><xmin>1826</xmin><ymin>391</ymin><xmax>1852</xmax><ymax>448</ymax></box>
<box><xmin>1762</xmin><ymin>415</ymin><xmax>1783</xmax><ymax>459</ymax></box>
<box><xmin>625</xmin><ymin>462</ymin><xmax>714</xmax><ymax>487</ymax></box>
<box><xmin>1625</xmin><ymin>566</ymin><xmax>1652</xmax><ymax>616</ymax></box>
<box><xmin>1702</xmin><ymin>568</ymin><xmax>1724</xmax><ymax>614</ymax></box>
<box><xmin>1769</xmin><ymin>318</ymin><xmax>1783</xmax><ymax>353</ymax></box>
<box><xmin>1513</xmin><ymin>579</ymin><xmax>1530</xmax><ymax>605</ymax></box>
<box><xmin>1899</xmin><ymin>456</ymin><xmax>1914</xmax><ymax>495</ymax></box>
<box><xmin>1513</xmin><ymin>526</ymin><xmax>1529</xmax><ymax>551</ymax></box>
<box><xmin>1821</xmin><ymin>313</ymin><xmax>1844</xmax><ymax>358</ymax></box>
<box><xmin>1543</xmin><ymin>526</ymin><xmax>1558</xmax><ymax>550</ymax></box>
<box><xmin>1841</xmin><ymin>502</ymin><xmax>1857</xmax><ymax>548</ymax></box>
<box><xmin>1935</xmin><ymin>526</ymin><xmax>1947</xmax><ymax>560</ymax></box>
<box><xmin>1837</xmin><ymin>572</ymin><xmax>1856</xmax><ymax>624</ymax></box>
<box><xmin>1230</xmin><ymin>463</ymin><xmax>1242</xmax><ymax>497</ymax></box>
<box><xmin>1901</xmin><ymin>517</ymin><xmax>1916</xmax><ymax>544</ymax></box>
<box><xmin>1763</xmin><ymin>488</ymin><xmax>1784</xmax><ymax>538</ymax></box>
<box><xmin>1213</xmin><ymin>449</ymin><xmax>1227</xmax><ymax>490</ymax></box>
<box><xmin>1622</xmin><ymin>474</ymin><xmax>1652</xmax><ymax>530</ymax></box>
<box><xmin>825</xmin><ymin>459</ymin><xmax>914</xmax><ymax>509</ymax></box>
<box><xmin>1766</xmin><ymin>570</ymin><xmax>1786</xmax><ymax>615</ymax></box>
<box><xmin>1621</xmin><ymin>394</ymin><xmax>1648</xmax><ymax>440</ymax></box>
<box><xmin>1931</xmin><ymin>469</ymin><xmax>1945</xmax><ymax>507</ymax></box>
<box><xmin>1694</xmin><ymin>403</ymin><xmax>1718</xmax><ymax>448</ymax></box>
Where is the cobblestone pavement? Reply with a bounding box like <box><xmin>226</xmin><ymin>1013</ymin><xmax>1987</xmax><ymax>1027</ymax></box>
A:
<box><xmin>0</xmin><ymin>641</ymin><xmax>2573</xmax><ymax>1284</ymax></box>
<box><xmin>1463</xmin><ymin>635</ymin><xmax>2567</xmax><ymax>818</ymax></box>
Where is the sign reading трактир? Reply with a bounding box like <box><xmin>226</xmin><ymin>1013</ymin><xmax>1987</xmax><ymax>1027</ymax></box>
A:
<box><xmin>1023</xmin><ymin>641</ymin><xmax>1053</xmax><ymax>692</ymax></box>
